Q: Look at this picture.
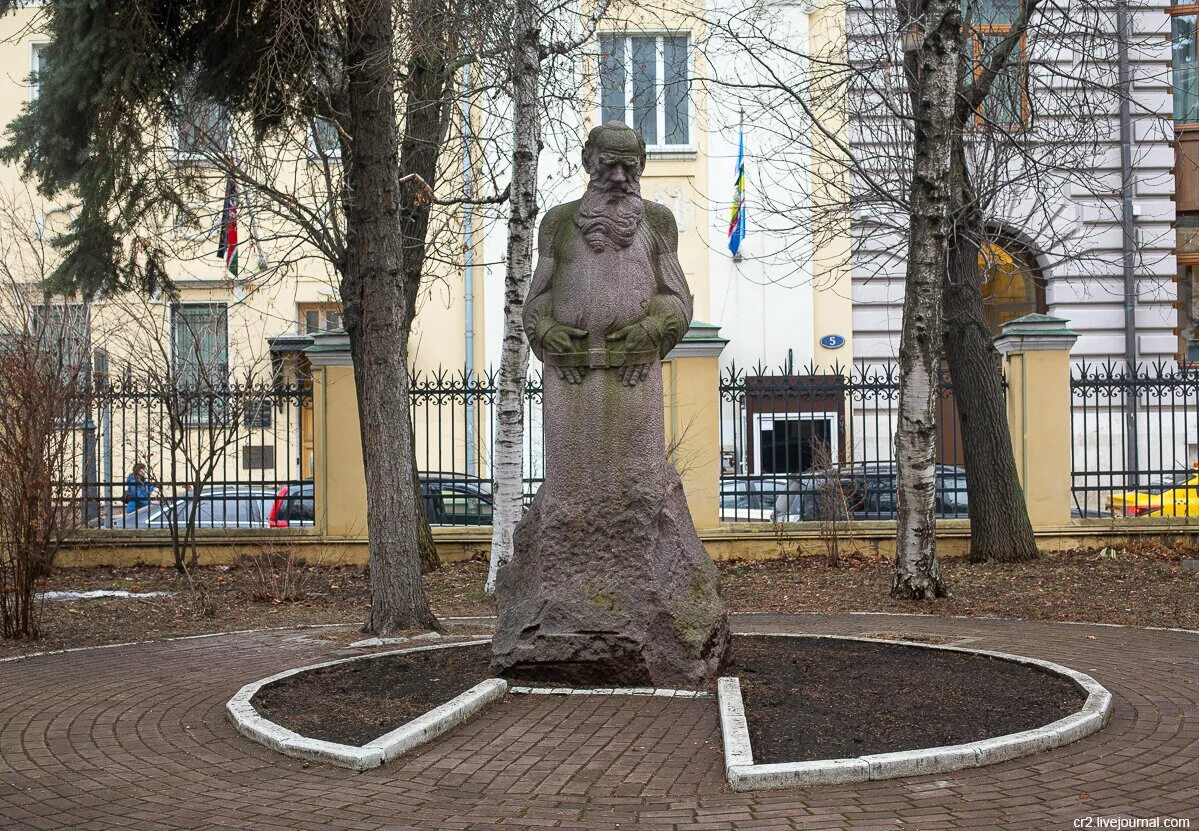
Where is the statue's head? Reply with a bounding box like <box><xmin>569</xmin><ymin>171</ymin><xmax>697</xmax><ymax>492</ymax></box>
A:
<box><xmin>576</xmin><ymin>122</ymin><xmax>647</xmax><ymax>252</ymax></box>
<box><xmin>582</xmin><ymin>122</ymin><xmax>647</xmax><ymax>196</ymax></box>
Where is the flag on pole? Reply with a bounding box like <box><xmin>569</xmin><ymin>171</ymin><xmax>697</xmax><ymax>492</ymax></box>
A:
<box><xmin>217</xmin><ymin>171</ymin><xmax>239</xmax><ymax>276</ymax></box>
<box><xmin>727</xmin><ymin>126</ymin><xmax>746</xmax><ymax>257</ymax></box>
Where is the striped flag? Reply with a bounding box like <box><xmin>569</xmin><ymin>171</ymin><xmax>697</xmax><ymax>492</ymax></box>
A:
<box><xmin>217</xmin><ymin>171</ymin><xmax>239</xmax><ymax>276</ymax></box>
<box><xmin>727</xmin><ymin>127</ymin><xmax>746</xmax><ymax>256</ymax></box>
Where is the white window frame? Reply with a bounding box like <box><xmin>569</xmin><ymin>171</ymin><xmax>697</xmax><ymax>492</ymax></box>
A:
<box><xmin>298</xmin><ymin>303</ymin><xmax>343</xmax><ymax>335</ymax></box>
<box><xmin>750</xmin><ymin>411</ymin><xmax>840</xmax><ymax>477</ymax></box>
<box><xmin>29</xmin><ymin>41</ymin><xmax>49</xmax><ymax>101</ymax></box>
<box><xmin>172</xmin><ymin>93</ymin><xmax>229</xmax><ymax>162</ymax></box>
<box><xmin>170</xmin><ymin>302</ymin><xmax>231</xmax><ymax>381</ymax></box>
<box><xmin>596</xmin><ymin>31</ymin><xmax>696</xmax><ymax>155</ymax></box>
<box><xmin>308</xmin><ymin>117</ymin><xmax>343</xmax><ymax>160</ymax></box>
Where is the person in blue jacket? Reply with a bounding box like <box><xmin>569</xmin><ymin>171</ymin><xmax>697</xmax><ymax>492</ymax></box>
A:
<box><xmin>123</xmin><ymin>463</ymin><xmax>156</xmax><ymax>512</ymax></box>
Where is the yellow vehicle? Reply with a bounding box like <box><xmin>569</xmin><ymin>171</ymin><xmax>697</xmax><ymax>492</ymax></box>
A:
<box><xmin>1105</xmin><ymin>465</ymin><xmax>1199</xmax><ymax>517</ymax></box>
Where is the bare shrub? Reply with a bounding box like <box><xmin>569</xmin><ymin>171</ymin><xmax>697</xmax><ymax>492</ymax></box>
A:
<box><xmin>240</xmin><ymin>549</ymin><xmax>314</xmax><ymax>603</ymax></box>
<box><xmin>811</xmin><ymin>441</ymin><xmax>863</xmax><ymax>568</ymax></box>
<box><xmin>0</xmin><ymin>313</ymin><xmax>89</xmax><ymax>639</ymax></box>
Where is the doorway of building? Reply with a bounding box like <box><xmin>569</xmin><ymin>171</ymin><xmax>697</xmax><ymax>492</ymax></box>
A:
<box><xmin>751</xmin><ymin>412</ymin><xmax>838</xmax><ymax>476</ymax></box>
<box><xmin>979</xmin><ymin>239</ymin><xmax>1047</xmax><ymax>334</ymax></box>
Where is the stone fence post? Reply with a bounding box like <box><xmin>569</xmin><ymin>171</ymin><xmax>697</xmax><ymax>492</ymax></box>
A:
<box><xmin>663</xmin><ymin>321</ymin><xmax>729</xmax><ymax>531</ymax></box>
<box><xmin>305</xmin><ymin>331</ymin><xmax>367</xmax><ymax>539</ymax></box>
<box><xmin>993</xmin><ymin>314</ymin><xmax>1078</xmax><ymax>527</ymax></box>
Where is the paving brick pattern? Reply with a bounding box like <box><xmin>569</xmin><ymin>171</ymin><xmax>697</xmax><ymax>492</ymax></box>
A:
<box><xmin>1</xmin><ymin>614</ymin><xmax>1196</xmax><ymax>830</ymax></box>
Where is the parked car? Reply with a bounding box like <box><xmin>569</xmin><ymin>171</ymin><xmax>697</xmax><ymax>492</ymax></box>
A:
<box><xmin>772</xmin><ymin>463</ymin><xmax>970</xmax><ymax>522</ymax></box>
<box><xmin>421</xmin><ymin>474</ymin><xmax>494</xmax><ymax>526</ymax></box>
<box><xmin>105</xmin><ymin>486</ymin><xmax>278</xmax><ymax>529</ymax></box>
<box><xmin>269</xmin><ymin>482</ymin><xmax>316</xmax><ymax>527</ymax></box>
<box><xmin>719</xmin><ymin>476</ymin><xmax>793</xmax><ymax>521</ymax></box>
<box><xmin>268</xmin><ymin>473</ymin><xmax>498</xmax><ymax>528</ymax></box>
<box><xmin>1104</xmin><ymin>465</ymin><xmax>1199</xmax><ymax>517</ymax></box>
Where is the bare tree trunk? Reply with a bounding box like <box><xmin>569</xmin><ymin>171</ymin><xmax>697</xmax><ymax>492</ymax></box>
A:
<box><xmin>414</xmin><ymin>463</ymin><xmax>440</xmax><ymax>573</ymax></box>
<box><xmin>486</xmin><ymin>0</ymin><xmax>541</xmax><ymax>594</ymax></box>
<box><xmin>891</xmin><ymin>0</ymin><xmax>958</xmax><ymax>600</ymax></box>
<box><xmin>944</xmin><ymin>145</ymin><xmax>1038</xmax><ymax>563</ymax></box>
<box><xmin>341</xmin><ymin>0</ymin><xmax>437</xmax><ymax>634</ymax></box>
<box><xmin>396</xmin><ymin>0</ymin><xmax>456</xmax><ymax>579</ymax></box>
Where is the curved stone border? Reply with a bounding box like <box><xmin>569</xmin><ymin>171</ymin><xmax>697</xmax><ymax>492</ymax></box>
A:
<box><xmin>509</xmin><ymin>686</ymin><xmax>710</xmax><ymax>698</ymax></box>
<box><xmin>226</xmin><ymin>638</ymin><xmax>504</xmax><ymax>771</ymax></box>
<box><xmin>0</xmin><ymin>622</ymin><xmax>358</xmax><ymax>665</ymax></box>
<box><xmin>718</xmin><ymin>633</ymin><xmax>1113</xmax><ymax>791</ymax></box>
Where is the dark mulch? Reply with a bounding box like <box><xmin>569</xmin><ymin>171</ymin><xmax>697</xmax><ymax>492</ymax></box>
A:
<box><xmin>248</xmin><ymin>633</ymin><xmax>1084</xmax><ymax>759</ymax></box>
<box><xmin>252</xmin><ymin>642</ymin><xmax>493</xmax><ymax>745</ymax></box>
<box><xmin>0</xmin><ymin>559</ymin><xmax>492</xmax><ymax>657</ymax></box>
<box><xmin>730</xmin><ymin>635</ymin><xmax>1085</xmax><ymax>763</ymax></box>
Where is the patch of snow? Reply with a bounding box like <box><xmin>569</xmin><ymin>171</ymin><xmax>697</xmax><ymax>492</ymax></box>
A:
<box><xmin>349</xmin><ymin>632</ymin><xmax>443</xmax><ymax>649</ymax></box>
<box><xmin>41</xmin><ymin>590</ymin><xmax>173</xmax><ymax>601</ymax></box>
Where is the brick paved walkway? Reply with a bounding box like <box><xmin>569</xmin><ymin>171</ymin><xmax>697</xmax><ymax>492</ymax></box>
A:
<box><xmin>1</xmin><ymin>614</ymin><xmax>1196</xmax><ymax>830</ymax></box>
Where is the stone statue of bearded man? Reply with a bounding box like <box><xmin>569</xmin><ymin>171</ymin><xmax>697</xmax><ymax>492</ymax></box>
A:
<box><xmin>490</xmin><ymin>123</ymin><xmax>730</xmax><ymax>687</ymax></box>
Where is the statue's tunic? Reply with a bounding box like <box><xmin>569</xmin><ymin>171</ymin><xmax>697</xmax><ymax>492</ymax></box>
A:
<box><xmin>529</xmin><ymin>202</ymin><xmax>687</xmax><ymax>492</ymax></box>
<box><xmin>491</xmin><ymin>199</ymin><xmax>729</xmax><ymax>687</ymax></box>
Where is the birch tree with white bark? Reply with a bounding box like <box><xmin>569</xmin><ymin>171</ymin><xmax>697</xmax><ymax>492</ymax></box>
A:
<box><xmin>486</xmin><ymin>0</ymin><xmax>612</xmax><ymax>593</ymax></box>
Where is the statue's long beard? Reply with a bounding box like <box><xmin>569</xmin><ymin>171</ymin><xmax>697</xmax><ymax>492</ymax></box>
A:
<box><xmin>576</xmin><ymin>185</ymin><xmax>644</xmax><ymax>252</ymax></box>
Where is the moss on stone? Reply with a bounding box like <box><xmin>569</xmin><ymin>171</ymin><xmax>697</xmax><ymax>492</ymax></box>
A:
<box><xmin>591</xmin><ymin>586</ymin><xmax>622</xmax><ymax>613</ymax></box>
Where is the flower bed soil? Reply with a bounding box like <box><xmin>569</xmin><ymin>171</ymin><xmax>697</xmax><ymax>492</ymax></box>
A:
<box><xmin>251</xmin><ymin>643</ymin><xmax>493</xmax><ymax>745</ymax></box>
<box><xmin>730</xmin><ymin>635</ymin><xmax>1086</xmax><ymax>764</ymax></box>
<box><xmin>248</xmin><ymin>634</ymin><xmax>1085</xmax><ymax>760</ymax></box>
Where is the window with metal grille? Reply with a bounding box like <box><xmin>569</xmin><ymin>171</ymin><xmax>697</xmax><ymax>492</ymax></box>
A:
<box><xmin>242</xmin><ymin>445</ymin><xmax>275</xmax><ymax>470</ymax></box>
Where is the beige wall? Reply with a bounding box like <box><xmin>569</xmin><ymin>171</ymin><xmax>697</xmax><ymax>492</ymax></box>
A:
<box><xmin>663</xmin><ymin>353</ymin><xmax>722</xmax><ymax>529</ymax></box>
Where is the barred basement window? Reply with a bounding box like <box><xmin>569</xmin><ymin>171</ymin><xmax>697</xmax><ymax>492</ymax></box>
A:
<box><xmin>243</xmin><ymin>399</ymin><xmax>273</xmax><ymax>429</ymax></box>
<box><xmin>242</xmin><ymin>445</ymin><xmax>275</xmax><ymax>470</ymax></box>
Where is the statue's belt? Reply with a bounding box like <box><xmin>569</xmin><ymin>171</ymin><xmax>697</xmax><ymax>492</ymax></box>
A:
<box><xmin>544</xmin><ymin>347</ymin><xmax>658</xmax><ymax>369</ymax></box>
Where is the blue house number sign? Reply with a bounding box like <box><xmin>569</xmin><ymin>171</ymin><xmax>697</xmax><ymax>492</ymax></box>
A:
<box><xmin>819</xmin><ymin>334</ymin><xmax>846</xmax><ymax>349</ymax></box>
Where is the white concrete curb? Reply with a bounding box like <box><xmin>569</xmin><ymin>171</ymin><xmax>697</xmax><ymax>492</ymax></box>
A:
<box><xmin>509</xmin><ymin>686</ymin><xmax>710</xmax><ymax>698</ymax></box>
<box><xmin>226</xmin><ymin>638</ymin><xmax>504</xmax><ymax>771</ymax></box>
<box><xmin>718</xmin><ymin>633</ymin><xmax>1113</xmax><ymax>791</ymax></box>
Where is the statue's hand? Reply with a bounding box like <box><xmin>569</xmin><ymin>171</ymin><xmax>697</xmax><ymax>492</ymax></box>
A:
<box><xmin>607</xmin><ymin>321</ymin><xmax>658</xmax><ymax>387</ymax></box>
<box><xmin>606</xmin><ymin>321</ymin><xmax>657</xmax><ymax>356</ymax></box>
<box><xmin>557</xmin><ymin>366</ymin><xmax>588</xmax><ymax>384</ymax></box>
<box><xmin>617</xmin><ymin>363</ymin><xmax>652</xmax><ymax>387</ymax></box>
<box><xmin>542</xmin><ymin>324</ymin><xmax>588</xmax><ymax>356</ymax></box>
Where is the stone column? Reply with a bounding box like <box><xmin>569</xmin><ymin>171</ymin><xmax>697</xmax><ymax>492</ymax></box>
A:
<box><xmin>993</xmin><ymin>314</ymin><xmax>1078</xmax><ymax>527</ymax></box>
<box><xmin>304</xmin><ymin>331</ymin><xmax>367</xmax><ymax>538</ymax></box>
<box><xmin>663</xmin><ymin>321</ymin><xmax>728</xmax><ymax>531</ymax></box>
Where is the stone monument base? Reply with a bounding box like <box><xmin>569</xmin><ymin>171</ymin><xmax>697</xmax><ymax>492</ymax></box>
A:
<box><xmin>491</xmin><ymin>464</ymin><xmax>730</xmax><ymax>688</ymax></box>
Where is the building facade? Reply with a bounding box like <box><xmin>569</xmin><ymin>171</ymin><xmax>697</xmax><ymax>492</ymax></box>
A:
<box><xmin>0</xmin><ymin>0</ymin><xmax>1192</xmax><ymax>498</ymax></box>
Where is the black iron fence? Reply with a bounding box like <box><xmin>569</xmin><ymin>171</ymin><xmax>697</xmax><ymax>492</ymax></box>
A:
<box><xmin>63</xmin><ymin>379</ymin><xmax>312</xmax><ymax>529</ymax></box>
<box><xmin>53</xmin><ymin>358</ymin><xmax>1199</xmax><ymax>533</ymax></box>
<box><xmin>718</xmin><ymin>363</ymin><xmax>970</xmax><ymax>522</ymax></box>
<box><xmin>1071</xmin><ymin>362</ymin><xmax>1199</xmax><ymax>518</ymax></box>
<box><xmin>60</xmin><ymin>368</ymin><xmax>551</xmax><ymax>531</ymax></box>
<box><xmin>409</xmin><ymin>368</ymin><xmax>545</xmax><ymax>525</ymax></box>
